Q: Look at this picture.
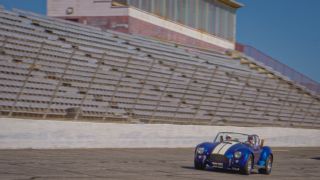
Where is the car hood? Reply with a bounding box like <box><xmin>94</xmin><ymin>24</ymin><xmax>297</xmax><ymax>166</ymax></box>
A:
<box><xmin>210</xmin><ymin>141</ymin><xmax>244</xmax><ymax>155</ymax></box>
<box><xmin>197</xmin><ymin>141</ymin><xmax>250</xmax><ymax>156</ymax></box>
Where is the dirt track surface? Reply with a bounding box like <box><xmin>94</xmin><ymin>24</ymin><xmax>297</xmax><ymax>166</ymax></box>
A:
<box><xmin>0</xmin><ymin>147</ymin><xmax>319</xmax><ymax>180</ymax></box>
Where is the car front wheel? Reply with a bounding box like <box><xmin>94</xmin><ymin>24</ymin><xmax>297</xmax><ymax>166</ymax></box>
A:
<box><xmin>194</xmin><ymin>158</ymin><xmax>206</xmax><ymax>170</ymax></box>
<box><xmin>259</xmin><ymin>155</ymin><xmax>273</xmax><ymax>175</ymax></box>
<box><xmin>241</xmin><ymin>154</ymin><xmax>253</xmax><ymax>175</ymax></box>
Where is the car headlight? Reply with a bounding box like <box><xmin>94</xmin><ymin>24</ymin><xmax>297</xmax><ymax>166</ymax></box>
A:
<box><xmin>234</xmin><ymin>151</ymin><xmax>242</xmax><ymax>159</ymax></box>
<box><xmin>196</xmin><ymin>147</ymin><xmax>205</xmax><ymax>154</ymax></box>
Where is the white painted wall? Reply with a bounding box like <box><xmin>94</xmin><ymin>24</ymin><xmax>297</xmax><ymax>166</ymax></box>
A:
<box><xmin>0</xmin><ymin>118</ymin><xmax>319</xmax><ymax>149</ymax></box>
<box><xmin>47</xmin><ymin>0</ymin><xmax>128</xmax><ymax>17</ymax></box>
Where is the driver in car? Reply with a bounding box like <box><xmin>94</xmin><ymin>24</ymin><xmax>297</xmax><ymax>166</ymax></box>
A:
<box><xmin>247</xmin><ymin>136</ymin><xmax>254</xmax><ymax>146</ymax></box>
<box><xmin>225</xmin><ymin>135</ymin><xmax>232</xmax><ymax>141</ymax></box>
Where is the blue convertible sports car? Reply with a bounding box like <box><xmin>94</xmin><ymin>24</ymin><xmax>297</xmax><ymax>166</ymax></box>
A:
<box><xmin>194</xmin><ymin>132</ymin><xmax>273</xmax><ymax>175</ymax></box>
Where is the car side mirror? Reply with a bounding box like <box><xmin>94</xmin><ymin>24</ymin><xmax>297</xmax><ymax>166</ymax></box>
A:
<box><xmin>260</xmin><ymin>139</ymin><xmax>264</xmax><ymax>148</ymax></box>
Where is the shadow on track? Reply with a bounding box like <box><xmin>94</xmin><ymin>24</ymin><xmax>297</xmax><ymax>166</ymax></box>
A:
<box><xmin>180</xmin><ymin>166</ymin><xmax>260</xmax><ymax>175</ymax></box>
<box><xmin>311</xmin><ymin>157</ymin><xmax>320</xmax><ymax>160</ymax></box>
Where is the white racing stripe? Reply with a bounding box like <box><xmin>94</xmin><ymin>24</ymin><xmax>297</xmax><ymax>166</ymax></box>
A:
<box><xmin>212</xmin><ymin>143</ymin><xmax>227</xmax><ymax>154</ymax></box>
<box><xmin>219</xmin><ymin>141</ymin><xmax>239</xmax><ymax>155</ymax></box>
<box><xmin>212</xmin><ymin>141</ymin><xmax>239</xmax><ymax>155</ymax></box>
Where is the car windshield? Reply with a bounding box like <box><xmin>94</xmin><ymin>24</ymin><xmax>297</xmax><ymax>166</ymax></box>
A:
<box><xmin>213</xmin><ymin>132</ymin><xmax>250</xmax><ymax>143</ymax></box>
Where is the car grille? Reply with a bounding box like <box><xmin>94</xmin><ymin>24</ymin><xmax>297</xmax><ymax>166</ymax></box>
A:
<box><xmin>209</xmin><ymin>154</ymin><xmax>228</xmax><ymax>163</ymax></box>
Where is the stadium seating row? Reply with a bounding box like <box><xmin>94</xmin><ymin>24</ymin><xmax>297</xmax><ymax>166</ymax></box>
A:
<box><xmin>0</xmin><ymin>8</ymin><xmax>319</xmax><ymax>128</ymax></box>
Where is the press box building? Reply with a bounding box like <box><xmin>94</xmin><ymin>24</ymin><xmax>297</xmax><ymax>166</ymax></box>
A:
<box><xmin>47</xmin><ymin>0</ymin><xmax>243</xmax><ymax>52</ymax></box>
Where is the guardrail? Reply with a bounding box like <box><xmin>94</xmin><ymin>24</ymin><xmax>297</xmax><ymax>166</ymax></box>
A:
<box><xmin>236</xmin><ymin>43</ymin><xmax>320</xmax><ymax>94</ymax></box>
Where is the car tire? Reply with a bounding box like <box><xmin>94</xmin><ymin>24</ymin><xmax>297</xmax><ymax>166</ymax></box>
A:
<box><xmin>194</xmin><ymin>158</ymin><xmax>206</xmax><ymax>170</ymax></box>
<box><xmin>241</xmin><ymin>154</ymin><xmax>253</xmax><ymax>175</ymax></box>
<box><xmin>259</xmin><ymin>155</ymin><xmax>273</xmax><ymax>175</ymax></box>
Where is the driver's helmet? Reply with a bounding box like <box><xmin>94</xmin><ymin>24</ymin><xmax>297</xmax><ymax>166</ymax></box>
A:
<box><xmin>225</xmin><ymin>134</ymin><xmax>232</xmax><ymax>141</ymax></box>
<box><xmin>248</xmin><ymin>136</ymin><xmax>254</xmax><ymax>144</ymax></box>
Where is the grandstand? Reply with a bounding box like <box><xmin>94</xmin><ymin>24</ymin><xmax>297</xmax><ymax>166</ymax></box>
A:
<box><xmin>0</xmin><ymin>7</ymin><xmax>319</xmax><ymax>129</ymax></box>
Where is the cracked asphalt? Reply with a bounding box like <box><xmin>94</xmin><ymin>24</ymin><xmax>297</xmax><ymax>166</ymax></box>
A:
<box><xmin>0</xmin><ymin>147</ymin><xmax>319</xmax><ymax>180</ymax></box>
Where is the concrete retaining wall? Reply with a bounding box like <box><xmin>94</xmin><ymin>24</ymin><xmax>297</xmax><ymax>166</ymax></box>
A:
<box><xmin>0</xmin><ymin>118</ymin><xmax>319</xmax><ymax>149</ymax></box>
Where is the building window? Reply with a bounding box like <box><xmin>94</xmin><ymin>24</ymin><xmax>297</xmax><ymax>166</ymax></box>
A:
<box><xmin>111</xmin><ymin>0</ymin><xmax>128</xmax><ymax>6</ymax></box>
<box><xmin>118</xmin><ymin>0</ymin><xmax>236</xmax><ymax>41</ymax></box>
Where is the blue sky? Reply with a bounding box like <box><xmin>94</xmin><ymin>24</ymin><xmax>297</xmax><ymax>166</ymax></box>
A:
<box><xmin>0</xmin><ymin>0</ymin><xmax>46</xmax><ymax>14</ymax></box>
<box><xmin>0</xmin><ymin>0</ymin><xmax>319</xmax><ymax>83</ymax></box>
<box><xmin>237</xmin><ymin>0</ymin><xmax>320</xmax><ymax>83</ymax></box>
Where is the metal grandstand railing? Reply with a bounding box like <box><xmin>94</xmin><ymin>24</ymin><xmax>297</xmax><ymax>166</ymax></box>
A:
<box><xmin>236</xmin><ymin>43</ymin><xmax>320</xmax><ymax>94</ymax></box>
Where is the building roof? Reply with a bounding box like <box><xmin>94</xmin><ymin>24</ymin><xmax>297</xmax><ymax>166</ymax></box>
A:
<box><xmin>218</xmin><ymin>0</ymin><xmax>244</xmax><ymax>9</ymax></box>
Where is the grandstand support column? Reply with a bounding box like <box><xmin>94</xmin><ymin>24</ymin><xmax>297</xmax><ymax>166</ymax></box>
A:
<box><xmin>0</xmin><ymin>36</ymin><xmax>7</xmax><ymax>55</ymax></box>
<box><xmin>8</xmin><ymin>41</ymin><xmax>45</xmax><ymax>117</ymax></box>
<box><xmin>131</xmin><ymin>57</ymin><xmax>157</xmax><ymax>119</ymax></box>
<box><xmin>245</xmin><ymin>76</ymin><xmax>268</xmax><ymax>122</ymax></box>
<box><xmin>301</xmin><ymin>97</ymin><xmax>317</xmax><ymax>123</ymax></box>
<box><xmin>173</xmin><ymin>66</ymin><xmax>199</xmax><ymax>119</ymax></box>
<box><xmin>42</xmin><ymin>48</ymin><xmax>77</xmax><ymax>119</ymax></box>
<box><xmin>313</xmin><ymin>108</ymin><xmax>320</xmax><ymax>127</ymax></box>
<box><xmin>210</xmin><ymin>71</ymin><xmax>235</xmax><ymax>125</ymax></box>
<box><xmin>74</xmin><ymin>51</ymin><xmax>107</xmax><ymax>120</ymax></box>
<box><xmin>0</xmin><ymin>36</ymin><xmax>8</xmax><ymax>113</ymax></box>
<box><xmin>150</xmin><ymin>62</ymin><xmax>178</xmax><ymax>123</ymax></box>
<box><xmin>192</xmin><ymin>66</ymin><xmax>219</xmax><ymax>123</ymax></box>
<box><xmin>102</xmin><ymin>56</ymin><xmax>132</xmax><ymax>121</ymax></box>
<box><xmin>261</xmin><ymin>77</ymin><xmax>283</xmax><ymax>124</ymax></box>
<box><xmin>228</xmin><ymin>73</ymin><xmax>252</xmax><ymax>119</ymax></box>
<box><xmin>287</xmin><ymin>90</ymin><xmax>306</xmax><ymax>124</ymax></box>
<box><xmin>275</xmin><ymin>83</ymin><xmax>295</xmax><ymax>126</ymax></box>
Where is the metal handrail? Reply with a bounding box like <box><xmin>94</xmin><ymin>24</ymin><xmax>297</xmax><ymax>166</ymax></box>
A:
<box><xmin>236</xmin><ymin>43</ymin><xmax>320</xmax><ymax>94</ymax></box>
